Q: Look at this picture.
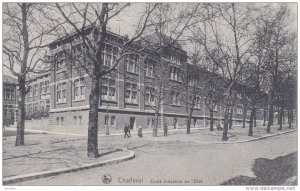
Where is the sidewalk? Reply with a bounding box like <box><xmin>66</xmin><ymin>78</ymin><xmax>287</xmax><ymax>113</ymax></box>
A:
<box><xmin>3</xmin><ymin>132</ymin><xmax>135</xmax><ymax>185</ymax></box>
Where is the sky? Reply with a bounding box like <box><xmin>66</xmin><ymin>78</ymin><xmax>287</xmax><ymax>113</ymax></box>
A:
<box><xmin>2</xmin><ymin>2</ymin><xmax>298</xmax><ymax>78</ymax></box>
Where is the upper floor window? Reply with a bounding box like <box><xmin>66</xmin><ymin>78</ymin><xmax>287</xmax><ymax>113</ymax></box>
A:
<box><xmin>3</xmin><ymin>88</ymin><xmax>15</xmax><ymax>100</ymax></box>
<box><xmin>40</xmin><ymin>82</ymin><xmax>45</xmax><ymax>95</ymax></box>
<box><xmin>57</xmin><ymin>82</ymin><xmax>66</xmax><ymax>103</ymax></box>
<box><xmin>45</xmin><ymin>80</ymin><xmax>50</xmax><ymax>93</ymax></box>
<box><xmin>145</xmin><ymin>60</ymin><xmax>155</xmax><ymax>77</ymax></box>
<box><xmin>171</xmin><ymin>91</ymin><xmax>180</xmax><ymax>106</ymax></box>
<box><xmin>33</xmin><ymin>84</ymin><xmax>39</xmax><ymax>96</ymax></box>
<box><xmin>74</xmin><ymin>78</ymin><xmax>85</xmax><ymax>101</ymax></box>
<box><xmin>247</xmin><ymin>110</ymin><xmax>251</xmax><ymax>116</ymax></box>
<box><xmin>29</xmin><ymin>86</ymin><xmax>33</xmax><ymax>97</ymax></box>
<box><xmin>195</xmin><ymin>96</ymin><xmax>201</xmax><ymax>109</ymax></box>
<box><xmin>55</xmin><ymin>51</ymin><xmax>66</xmax><ymax>71</ymax></box>
<box><xmin>101</xmin><ymin>77</ymin><xmax>116</xmax><ymax>101</ymax></box>
<box><xmin>170</xmin><ymin>66</ymin><xmax>181</xmax><ymax>81</ymax></box>
<box><xmin>102</xmin><ymin>45</ymin><xmax>118</xmax><ymax>67</ymax></box>
<box><xmin>125</xmin><ymin>82</ymin><xmax>137</xmax><ymax>104</ymax></box>
<box><xmin>170</xmin><ymin>52</ymin><xmax>181</xmax><ymax>64</ymax></box>
<box><xmin>145</xmin><ymin>87</ymin><xmax>155</xmax><ymax>106</ymax></box>
<box><xmin>125</xmin><ymin>54</ymin><xmax>139</xmax><ymax>74</ymax></box>
<box><xmin>237</xmin><ymin>104</ymin><xmax>243</xmax><ymax>115</ymax></box>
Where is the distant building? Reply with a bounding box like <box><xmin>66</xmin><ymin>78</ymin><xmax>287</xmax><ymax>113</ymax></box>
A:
<box><xmin>3</xmin><ymin>75</ymin><xmax>18</xmax><ymax>126</ymax></box>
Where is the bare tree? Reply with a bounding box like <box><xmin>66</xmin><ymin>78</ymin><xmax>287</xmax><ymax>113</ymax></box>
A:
<box><xmin>139</xmin><ymin>3</ymin><xmax>202</xmax><ymax>136</ymax></box>
<box><xmin>263</xmin><ymin>5</ymin><xmax>294</xmax><ymax>133</ymax></box>
<box><xmin>190</xmin><ymin>3</ymin><xmax>257</xmax><ymax>141</ymax></box>
<box><xmin>54</xmin><ymin>3</ymin><xmax>157</xmax><ymax>157</ymax></box>
<box><xmin>3</xmin><ymin>3</ymin><xmax>63</xmax><ymax>146</ymax></box>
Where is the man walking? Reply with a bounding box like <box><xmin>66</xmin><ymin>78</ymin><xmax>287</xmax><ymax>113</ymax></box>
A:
<box><xmin>124</xmin><ymin>123</ymin><xmax>130</xmax><ymax>138</ymax></box>
<box><xmin>163</xmin><ymin>123</ymin><xmax>168</xmax><ymax>136</ymax></box>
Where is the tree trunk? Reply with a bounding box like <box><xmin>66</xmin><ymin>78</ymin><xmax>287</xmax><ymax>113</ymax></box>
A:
<box><xmin>263</xmin><ymin>108</ymin><xmax>266</xmax><ymax>126</ymax></box>
<box><xmin>229</xmin><ymin>106</ymin><xmax>233</xmax><ymax>130</ymax></box>
<box><xmin>277</xmin><ymin>106</ymin><xmax>280</xmax><ymax>124</ymax></box>
<box><xmin>266</xmin><ymin>104</ymin><xmax>273</xmax><ymax>133</ymax></box>
<box><xmin>186</xmin><ymin>115</ymin><xmax>192</xmax><ymax>134</ymax></box>
<box><xmin>15</xmin><ymin>76</ymin><xmax>26</xmax><ymax>146</ymax></box>
<box><xmin>209</xmin><ymin>109</ymin><xmax>214</xmax><ymax>131</ymax></box>
<box><xmin>153</xmin><ymin>112</ymin><xmax>159</xmax><ymax>137</ymax></box>
<box><xmin>282</xmin><ymin>109</ymin><xmax>285</xmax><ymax>124</ymax></box>
<box><xmin>87</xmin><ymin>78</ymin><xmax>100</xmax><ymax>158</ymax></box>
<box><xmin>248</xmin><ymin>108</ymin><xmax>255</xmax><ymax>136</ymax></box>
<box><xmin>278</xmin><ymin>106</ymin><xmax>283</xmax><ymax>130</ymax></box>
<box><xmin>253</xmin><ymin>110</ymin><xmax>257</xmax><ymax>127</ymax></box>
<box><xmin>222</xmin><ymin>101</ymin><xmax>230</xmax><ymax>141</ymax></box>
<box><xmin>288</xmin><ymin>108</ymin><xmax>292</xmax><ymax>129</ymax></box>
<box><xmin>242</xmin><ymin>105</ymin><xmax>246</xmax><ymax>128</ymax></box>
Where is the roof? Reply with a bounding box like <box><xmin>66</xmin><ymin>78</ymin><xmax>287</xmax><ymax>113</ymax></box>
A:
<box><xmin>3</xmin><ymin>75</ymin><xmax>18</xmax><ymax>85</ymax></box>
<box><xmin>140</xmin><ymin>32</ymin><xmax>183</xmax><ymax>50</ymax></box>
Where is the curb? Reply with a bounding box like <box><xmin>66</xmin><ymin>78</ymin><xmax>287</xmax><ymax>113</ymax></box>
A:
<box><xmin>196</xmin><ymin>129</ymin><xmax>297</xmax><ymax>145</ymax></box>
<box><xmin>3</xmin><ymin>149</ymin><xmax>135</xmax><ymax>185</ymax></box>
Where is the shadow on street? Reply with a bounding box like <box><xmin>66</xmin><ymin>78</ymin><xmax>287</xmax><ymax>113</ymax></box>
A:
<box><xmin>221</xmin><ymin>152</ymin><xmax>297</xmax><ymax>185</ymax></box>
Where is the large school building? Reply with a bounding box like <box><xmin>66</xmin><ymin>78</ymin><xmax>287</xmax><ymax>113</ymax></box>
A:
<box><xmin>25</xmin><ymin>27</ymin><xmax>263</xmax><ymax>132</ymax></box>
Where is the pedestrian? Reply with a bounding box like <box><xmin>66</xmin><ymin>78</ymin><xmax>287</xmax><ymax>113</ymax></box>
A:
<box><xmin>124</xmin><ymin>123</ymin><xmax>130</xmax><ymax>138</ymax></box>
<box><xmin>163</xmin><ymin>123</ymin><xmax>168</xmax><ymax>136</ymax></box>
<box><xmin>128</xmin><ymin>125</ymin><xmax>132</xmax><ymax>137</ymax></box>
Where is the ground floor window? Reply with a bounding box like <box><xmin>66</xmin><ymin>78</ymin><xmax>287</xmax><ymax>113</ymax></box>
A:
<box><xmin>104</xmin><ymin>115</ymin><xmax>116</xmax><ymax>126</ymax></box>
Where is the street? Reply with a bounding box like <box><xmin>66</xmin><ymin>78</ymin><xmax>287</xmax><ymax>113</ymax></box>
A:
<box><xmin>9</xmin><ymin>130</ymin><xmax>297</xmax><ymax>186</ymax></box>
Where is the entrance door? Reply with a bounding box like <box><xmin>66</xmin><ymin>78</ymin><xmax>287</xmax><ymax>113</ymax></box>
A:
<box><xmin>129</xmin><ymin>117</ymin><xmax>135</xmax><ymax>129</ymax></box>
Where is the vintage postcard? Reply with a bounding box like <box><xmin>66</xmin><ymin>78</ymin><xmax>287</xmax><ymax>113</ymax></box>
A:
<box><xmin>2</xmin><ymin>1</ymin><xmax>297</xmax><ymax>190</ymax></box>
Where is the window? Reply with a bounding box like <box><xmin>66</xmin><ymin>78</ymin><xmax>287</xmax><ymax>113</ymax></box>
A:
<box><xmin>101</xmin><ymin>77</ymin><xmax>116</xmax><ymax>101</ymax></box>
<box><xmin>145</xmin><ymin>87</ymin><xmax>155</xmax><ymax>106</ymax></box>
<box><xmin>111</xmin><ymin>116</ymin><xmax>116</xmax><ymax>126</ymax></box>
<box><xmin>247</xmin><ymin>110</ymin><xmax>251</xmax><ymax>116</ymax></box>
<box><xmin>195</xmin><ymin>96</ymin><xmax>201</xmax><ymax>109</ymax></box>
<box><xmin>171</xmin><ymin>91</ymin><xmax>180</xmax><ymax>106</ymax></box>
<box><xmin>170</xmin><ymin>66</ymin><xmax>180</xmax><ymax>81</ymax></box>
<box><xmin>46</xmin><ymin>99</ymin><xmax>50</xmax><ymax>111</ymax></box>
<box><xmin>125</xmin><ymin>55</ymin><xmax>139</xmax><ymax>74</ymax></box>
<box><xmin>34</xmin><ymin>103</ymin><xmax>39</xmax><ymax>112</ymax></box>
<box><xmin>145</xmin><ymin>60</ymin><xmax>155</xmax><ymax>77</ymax></box>
<box><xmin>4</xmin><ymin>88</ymin><xmax>14</xmax><ymax>100</ymax></box>
<box><xmin>40</xmin><ymin>82</ymin><xmax>45</xmax><ymax>95</ymax></box>
<box><xmin>214</xmin><ymin>105</ymin><xmax>218</xmax><ymax>112</ymax></box>
<box><xmin>105</xmin><ymin>115</ymin><xmax>109</xmax><ymax>125</ymax></box>
<box><xmin>41</xmin><ymin>101</ymin><xmax>45</xmax><ymax>111</ymax></box>
<box><xmin>45</xmin><ymin>81</ymin><xmax>50</xmax><ymax>93</ymax></box>
<box><xmin>74</xmin><ymin>116</ymin><xmax>77</xmax><ymax>125</ymax></box>
<box><xmin>57</xmin><ymin>82</ymin><xmax>66</xmax><ymax>103</ymax></box>
<box><xmin>60</xmin><ymin>117</ymin><xmax>64</xmax><ymax>125</ymax></box>
<box><xmin>29</xmin><ymin>86</ymin><xmax>33</xmax><ymax>97</ymax></box>
<box><xmin>170</xmin><ymin>52</ymin><xmax>180</xmax><ymax>64</ymax></box>
<box><xmin>125</xmin><ymin>82</ymin><xmax>138</xmax><ymax>104</ymax></box>
<box><xmin>56</xmin><ymin>117</ymin><xmax>59</xmax><ymax>125</ymax></box>
<box><xmin>28</xmin><ymin>104</ymin><xmax>32</xmax><ymax>115</ymax></box>
<box><xmin>102</xmin><ymin>45</ymin><xmax>118</xmax><ymax>67</ymax></box>
<box><xmin>147</xmin><ymin>117</ymin><xmax>155</xmax><ymax>127</ymax></box>
<box><xmin>55</xmin><ymin>51</ymin><xmax>66</xmax><ymax>71</ymax></box>
<box><xmin>33</xmin><ymin>84</ymin><xmax>38</xmax><ymax>96</ymax></box>
<box><xmin>74</xmin><ymin>78</ymin><xmax>85</xmax><ymax>101</ymax></box>
<box><xmin>79</xmin><ymin>115</ymin><xmax>82</xmax><ymax>125</ymax></box>
<box><xmin>237</xmin><ymin>104</ymin><xmax>243</xmax><ymax>115</ymax></box>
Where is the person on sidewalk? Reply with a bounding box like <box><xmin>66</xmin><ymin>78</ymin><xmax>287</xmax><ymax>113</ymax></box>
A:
<box><xmin>163</xmin><ymin>123</ymin><xmax>168</xmax><ymax>136</ymax></box>
<box><xmin>124</xmin><ymin>123</ymin><xmax>130</xmax><ymax>138</ymax></box>
<box><xmin>128</xmin><ymin>125</ymin><xmax>132</xmax><ymax>137</ymax></box>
